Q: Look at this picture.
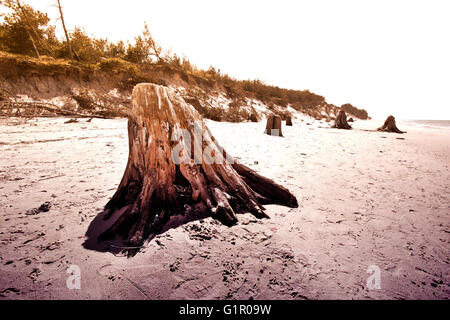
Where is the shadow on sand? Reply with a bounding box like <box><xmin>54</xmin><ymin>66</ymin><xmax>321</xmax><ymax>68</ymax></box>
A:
<box><xmin>82</xmin><ymin>205</ymin><xmax>212</xmax><ymax>256</ymax></box>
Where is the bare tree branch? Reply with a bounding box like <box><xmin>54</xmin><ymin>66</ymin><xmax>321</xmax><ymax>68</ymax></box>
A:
<box><xmin>56</xmin><ymin>0</ymin><xmax>74</xmax><ymax>60</ymax></box>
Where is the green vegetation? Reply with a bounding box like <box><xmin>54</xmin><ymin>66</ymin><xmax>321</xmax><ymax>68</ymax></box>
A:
<box><xmin>0</xmin><ymin>0</ymin><xmax>369</xmax><ymax>120</ymax></box>
<box><xmin>340</xmin><ymin>103</ymin><xmax>369</xmax><ymax>120</ymax></box>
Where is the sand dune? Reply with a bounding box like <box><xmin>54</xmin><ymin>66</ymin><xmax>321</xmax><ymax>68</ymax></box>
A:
<box><xmin>0</xmin><ymin>117</ymin><xmax>448</xmax><ymax>299</ymax></box>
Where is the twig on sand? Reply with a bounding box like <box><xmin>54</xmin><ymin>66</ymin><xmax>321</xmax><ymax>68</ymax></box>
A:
<box><xmin>415</xmin><ymin>267</ymin><xmax>441</xmax><ymax>278</ymax></box>
<box><xmin>97</xmin><ymin>264</ymin><xmax>150</xmax><ymax>299</ymax></box>
<box><xmin>41</xmin><ymin>255</ymin><xmax>66</xmax><ymax>265</ymax></box>
<box><xmin>38</xmin><ymin>174</ymin><xmax>65</xmax><ymax>181</ymax></box>
<box><xmin>106</xmin><ymin>242</ymin><xmax>147</xmax><ymax>250</ymax></box>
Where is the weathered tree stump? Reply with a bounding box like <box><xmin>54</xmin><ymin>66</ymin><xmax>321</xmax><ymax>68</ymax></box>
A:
<box><xmin>348</xmin><ymin>117</ymin><xmax>354</xmax><ymax>122</ymax></box>
<box><xmin>333</xmin><ymin>110</ymin><xmax>352</xmax><ymax>129</ymax></box>
<box><xmin>285</xmin><ymin>116</ymin><xmax>293</xmax><ymax>126</ymax></box>
<box><xmin>377</xmin><ymin>115</ymin><xmax>404</xmax><ymax>134</ymax></box>
<box><xmin>99</xmin><ymin>84</ymin><xmax>298</xmax><ymax>255</ymax></box>
<box><xmin>265</xmin><ymin>115</ymin><xmax>283</xmax><ymax>136</ymax></box>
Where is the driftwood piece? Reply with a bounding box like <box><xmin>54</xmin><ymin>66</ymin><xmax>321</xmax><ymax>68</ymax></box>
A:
<box><xmin>64</xmin><ymin>118</ymin><xmax>78</xmax><ymax>124</ymax></box>
<box><xmin>377</xmin><ymin>115</ymin><xmax>404</xmax><ymax>134</ymax></box>
<box><xmin>0</xmin><ymin>101</ymin><xmax>108</xmax><ymax>119</ymax></box>
<box><xmin>99</xmin><ymin>84</ymin><xmax>298</xmax><ymax>255</ymax></box>
<box><xmin>265</xmin><ymin>115</ymin><xmax>283</xmax><ymax>136</ymax></box>
<box><xmin>333</xmin><ymin>110</ymin><xmax>352</xmax><ymax>129</ymax></box>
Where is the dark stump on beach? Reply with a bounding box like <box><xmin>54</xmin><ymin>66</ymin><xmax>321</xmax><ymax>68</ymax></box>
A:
<box><xmin>285</xmin><ymin>116</ymin><xmax>293</xmax><ymax>126</ymax></box>
<box><xmin>377</xmin><ymin>115</ymin><xmax>404</xmax><ymax>134</ymax></box>
<box><xmin>265</xmin><ymin>115</ymin><xmax>283</xmax><ymax>136</ymax></box>
<box><xmin>249</xmin><ymin>113</ymin><xmax>258</xmax><ymax>122</ymax></box>
<box><xmin>333</xmin><ymin>110</ymin><xmax>352</xmax><ymax>129</ymax></box>
<box><xmin>98</xmin><ymin>83</ymin><xmax>298</xmax><ymax>256</ymax></box>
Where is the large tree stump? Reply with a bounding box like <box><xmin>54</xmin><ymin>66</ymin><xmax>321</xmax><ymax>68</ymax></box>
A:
<box><xmin>99</xmin><ymin>84</ymin><xmax>298</xmax><ymax>255</ymax></box>
<box><xmin>377</xmin><ymin>115</ymin><xmax>404</xmax><ymax>134</ymax></box>
<box><xmin>265</xmin><ymin>115</ymin><xmax>283</xmax><ymax>136</ymax></box>
<box><xmin>333</xmin><ymin>110</ymin><xmax>352</xmax><ymax>129</ymax></box>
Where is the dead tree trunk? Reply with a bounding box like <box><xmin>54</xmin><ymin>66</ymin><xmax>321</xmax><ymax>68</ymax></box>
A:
<box><xmin>99</xmin><ymin>84</ymin><xmax>298</xmax><ymax>255</ymax></box>
<box><xmin>56</xmin><ymin>0</ymin><xmax>74</xmax><ymax>60</ymax></box>
<box><xmin>377</xmin><ymin>115</ymin><xmax>404</xmax><ymax>133</ymax></box>
<box><xmin>333</xmin><ymin>110</ymin><xmax>352</xmax><ymax>129</ymax></box>
<box><xmin>265</xmin><ymin>115</ymin><xmax>283</xmax><ymax>136</ymax></box>
<box><xmin>15</xmin><ymin>0</ymin><xmax>40</xmax><ymax>59</ymax></box>
<box><xmin>285</xmin><ymin>116</ymin><xmax>293</xmax><ymax>126</ymax></box>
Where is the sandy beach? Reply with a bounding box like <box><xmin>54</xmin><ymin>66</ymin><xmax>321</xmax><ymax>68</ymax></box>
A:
<box><xmin>0</xmin><ymin>117</ymin><xmax>448</xmax><ymax>300</ymax></box>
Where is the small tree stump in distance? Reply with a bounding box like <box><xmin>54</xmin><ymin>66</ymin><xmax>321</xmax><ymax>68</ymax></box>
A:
<box><xmin>249</xmin><ymin>113</ymin><xmax>258</xmax><ymax>122</ymax></box>
<box><xmin>98</xmin><ymin>83</ymin><xmax>298</xmax><ymax>256</ymax></box>
<box><xmin>265</xmin><ymin>115</ymin><xmax>283</xmax><ymax>136</ymax></box>
<box><xmin>348</xmin><ymin>117</ymin><xmax>354</xmax><ymax>122</ymax></box>
<box><xmin>333</xmin><ymin>110</ymin><xmax>352</xmax><ymax>129</ymax></box>
<box><xmin>377</xmin><ymin>115</ymin><xmax>404</xmax><ymax>134</ymax></box>
<box><xmin>285</xmin><ymin>116</ymin><xmax>293</xmax><ymax>126</ymax></box>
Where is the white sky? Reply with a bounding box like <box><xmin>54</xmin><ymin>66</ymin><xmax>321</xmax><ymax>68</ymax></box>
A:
<box><xmin>13</xmin><ymin>1</ymin><xmax>450</xmax><ymax>119</ymax></box>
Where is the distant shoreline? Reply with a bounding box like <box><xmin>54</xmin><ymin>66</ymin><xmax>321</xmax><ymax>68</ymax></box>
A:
<box><xmin>400</xmin><ymin>119</ymin><xmax>450</xmax><ymax>130</ymax></box>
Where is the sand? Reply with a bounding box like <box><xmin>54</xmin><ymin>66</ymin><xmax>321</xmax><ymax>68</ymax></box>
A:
<box><xmin>0</xmin><ymin>117</ymin><xmax>448</xmax><ymax>299</ymax></box>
